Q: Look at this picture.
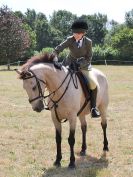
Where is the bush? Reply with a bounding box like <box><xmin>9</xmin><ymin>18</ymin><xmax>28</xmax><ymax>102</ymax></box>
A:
<box><xmin>93</xmin><ymin>45</ymin><xmax>119</xmax><ymax>61</ymax></box>
<box><xmin>92</xmin><ymin>45</ymin><xmax>104</xmax><ymax>60</ymax></box>
<box><xmin>41</xmin><ymin>47</ymin><xmax>54</xmax><ymax>54</ymax></box>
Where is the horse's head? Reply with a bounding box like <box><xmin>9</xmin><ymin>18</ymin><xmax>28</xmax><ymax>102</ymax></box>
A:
<box><xmin>15</xmin><ymin>53</ymin><xmax>62</xmax><ymax>112</ymax></box>
<box><xmin>16</xmin><ymin>68</ymin><xmax>46</xmax><ymax>112</ymax></box>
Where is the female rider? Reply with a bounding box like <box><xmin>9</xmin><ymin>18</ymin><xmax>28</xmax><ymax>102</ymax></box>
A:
<box><xmin>54</xmin><ymin>19</ymin><xmax>100</xmax><ymax>118</ymax></box>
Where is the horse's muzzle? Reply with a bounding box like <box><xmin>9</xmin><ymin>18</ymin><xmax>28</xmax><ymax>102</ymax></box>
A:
<box><xmin>33</xmin><ymin>100</ymin><xmax>44</xmax><ymax>112</ymax></box>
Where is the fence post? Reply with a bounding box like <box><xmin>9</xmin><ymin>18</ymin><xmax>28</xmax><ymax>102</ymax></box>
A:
<box><xmin>18</xmin><ymin>61</ymin><xmax>20</xmax><ymax>67</ymax></box>
<box><xmin>7</xmin><ymin>64</ymin><xmax>10</xmax><ymax>70</ymax></box>
<box><xmin>105</xmin><ymin>60</ymin><xmax>107</xmax><ymax>66</ymax></box>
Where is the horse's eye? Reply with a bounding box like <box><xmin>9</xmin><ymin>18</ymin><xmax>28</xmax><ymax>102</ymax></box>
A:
<box><xmin>32</xmin><ymin>85</ymin><xmax>37</xmax><ymax>91</ymax></box>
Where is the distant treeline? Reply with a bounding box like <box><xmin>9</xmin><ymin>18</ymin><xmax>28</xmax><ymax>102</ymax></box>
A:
<box><xmin>0</xmin><ymin>5</ymin><xmax>133</xmax><ymax>66</ymax></box>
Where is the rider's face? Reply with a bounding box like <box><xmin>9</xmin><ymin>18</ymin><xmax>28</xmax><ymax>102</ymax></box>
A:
<box><xmin>73</xmin><ymin>33</ymin><xmax>85</xmax><ymax>40</ymax></box>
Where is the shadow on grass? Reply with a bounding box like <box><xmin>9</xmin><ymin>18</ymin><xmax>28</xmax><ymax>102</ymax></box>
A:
<box><xmin>41</xmin><ymin>153</ymin><xmax>109</xmax><ymax>177</ymax></box>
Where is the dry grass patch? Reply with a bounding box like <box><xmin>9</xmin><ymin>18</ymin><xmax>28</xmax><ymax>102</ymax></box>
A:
<box><xmin>0</xmin><ymin>65</ymin><xmax>133</xmax><ymax>177</ymax></box>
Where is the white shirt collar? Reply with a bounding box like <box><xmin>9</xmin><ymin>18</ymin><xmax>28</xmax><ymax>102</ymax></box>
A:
<box><xmin>76</xmin><ymin>38</ymin><xmax>83</xmax><ymax>48</ymax></box>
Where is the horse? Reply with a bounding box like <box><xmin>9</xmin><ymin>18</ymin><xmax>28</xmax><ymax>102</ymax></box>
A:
<box><xmin>16</xmin><ymin>53</ymin><xmax>109</xmax><ymax>168</ymax></box>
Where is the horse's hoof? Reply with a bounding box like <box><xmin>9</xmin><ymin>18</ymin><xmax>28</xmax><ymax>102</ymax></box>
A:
<box><xmin>68</xmin><ymin>163</ymin><xmax>76</xmax><ymax>169</ymax></box>
<box><xmin>80</xmin><ymin>150</ymin><xmax>86</xmax><ymax>156</ymax></box>
<box><xmin>53</xmin><ymin>161</ymin><xmax>61</xmax><ymax>167</ymax></box>
<box><xmin>103</xmin><ymin>147</ymin><xmax>109</xmax><ymax>151</ymax></box>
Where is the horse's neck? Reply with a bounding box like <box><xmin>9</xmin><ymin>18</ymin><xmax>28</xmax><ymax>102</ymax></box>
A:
<box><xmin>44</xmin><ymin>65</ymin><xmax>68</xmax><ymax>93</ymax></box>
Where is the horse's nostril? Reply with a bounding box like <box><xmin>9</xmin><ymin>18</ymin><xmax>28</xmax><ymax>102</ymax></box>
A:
<box><xmin>33</xmin><ymin>101</ymin><xmax>44</xmax><ymax>112</ymax></box>
<box><xmin>33</xmin><ymin>107</ymin><xmax>41</xmax><ymax>112</ymax></box>
<box><xmin>39</xmin><ymin>100</ymin><xmax>44</xmax><ymax>109</ymax></box>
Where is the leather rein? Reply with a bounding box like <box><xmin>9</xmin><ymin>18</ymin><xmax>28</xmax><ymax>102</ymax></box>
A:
<box><xmin>23</xmin><ymin>68</ymin><xmax>89</xmax><ymax>123</ymax></box>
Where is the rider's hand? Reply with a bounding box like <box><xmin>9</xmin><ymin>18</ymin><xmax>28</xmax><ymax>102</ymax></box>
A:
<box><xmin>52</xmin><ymin>51</ymin><xmax>58</xmax><ymax>61</ymax></box>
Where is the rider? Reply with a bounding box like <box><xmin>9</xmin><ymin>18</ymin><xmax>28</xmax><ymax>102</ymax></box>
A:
<box><xmin>53</xmin><ymin>19</ymin><xmax>100</xmax><ymax>118</ymax></box>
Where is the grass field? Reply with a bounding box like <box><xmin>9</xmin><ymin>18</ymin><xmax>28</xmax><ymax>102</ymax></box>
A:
<box><xmin>0</xmin><ymin>65</ymin><xmax>133</xmax><ymax>177</ymax></box>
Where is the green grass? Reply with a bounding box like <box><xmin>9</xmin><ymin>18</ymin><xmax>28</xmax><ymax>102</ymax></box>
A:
<box><xmin>0</xmin><ymin>65</ymin><xmax>133</xmax><ymax>177</ymax></box>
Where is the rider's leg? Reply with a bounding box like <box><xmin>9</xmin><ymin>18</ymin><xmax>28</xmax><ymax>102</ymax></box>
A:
<box><xmin>81</xmin><ymin>69</ymin><xmax>100</xmax><ymax>118</ymax></box>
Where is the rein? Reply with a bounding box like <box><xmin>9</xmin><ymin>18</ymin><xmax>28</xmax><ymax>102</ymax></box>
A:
<box><xmin>23</xmin><ymin>68</ymin><xmax>73</xmax><ymax>123</ymax></box>
<box><xmin>23</xmin><ymin>67</ymin><xmax>89</xmax><ymax>123</ymax></box>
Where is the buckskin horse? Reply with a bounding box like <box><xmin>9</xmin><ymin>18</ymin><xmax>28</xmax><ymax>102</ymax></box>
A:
<box><xmin>16</xmin><ymin>53</ymin><xmax>109</xmax><ymax>168</ymax></box>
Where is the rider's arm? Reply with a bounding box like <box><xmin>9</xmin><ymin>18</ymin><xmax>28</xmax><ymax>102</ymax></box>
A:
<box><xmin>54</xmin><ymin>37</ymin><xmax>70</xmax><ymax>55</ymax></box>
<box><xmin>85</xmin><ymin>38</ymin><xmax>93</xmax><ymax>64</ymax></box>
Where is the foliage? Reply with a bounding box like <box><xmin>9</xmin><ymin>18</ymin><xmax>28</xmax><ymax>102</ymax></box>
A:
<box><xmin>0</xmin><ymin>5</ymin><xmax>133</xmax><ymax>64</ymax></box>
<box><xmin>92</xmin><ymin>45</ymin><xmax>104</xmax><ymax>60</ymax></box>
<box><xmin>81</xmin><ymin>13</ymin><xmax>108</xmax><ymax>45</ymax></box>
<box><xmin>0</xmin><ymin>6</ymin><xmax>30</xmax><ymax>67</ymax></box>
<box><xmin>38</xmin><ymin>47</ymin><xmax>69</xmax><ymax>62</ymax></box>
<box><xmin>50</xmin><ymin>10</ymin><xmax>77</xmax><ymax>37</ymax></box>
<box><xmin>48</xmin><ymin>26</ymin><xmax>63</xmax><ymax>47</ymax></box>
<box><xmin>125</xmin><ymin>9</ymin><xmax>133</xmax><ymax>28</ymax></box>
<box><xmin>58</xmin><ymin>49</ymin><xmax>69</xmax><ymax>61</ymax></box>
<box><xmin>41</xmin><ymin>47</ymin><xmax>54</xmax><ymax>54</ymax></box>
<box><xmin>93</xmin><ymin>45</ymin><xmax>119</xmax><ymax>61</ymax></box>
<box><xmin>35</xmin><ymin>18</ymin><xmax>50</xmax><ymax>50</ymax></box>
<box><xmin>25</xmin><ymin>9</ymin><xmax>37</xmax><ymax>30</ymax></box>
<box><xmin>23</xmin><ymin>23</ymin><xmax>36</xmax><ymax>57</ymax></box>
<box><xmin>111</xmin><ymin>27</ymin><xmax>133</xmax><ymax>60</ymax></box>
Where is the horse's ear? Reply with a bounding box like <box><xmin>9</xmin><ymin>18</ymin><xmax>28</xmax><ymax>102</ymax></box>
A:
<box><xmin>14</xmin><ymin>69</ymin><xmax>24</xmax><ymax>79</ymax></box>
<box><xmin>14</xmin><ymin>69</ymin><xmax>22</xmax><ymax>75</ymax></box>
<box><xmin>14</xmin><ymin>69</ymin><xmax>33</xmax><ymax>79</ymax></box>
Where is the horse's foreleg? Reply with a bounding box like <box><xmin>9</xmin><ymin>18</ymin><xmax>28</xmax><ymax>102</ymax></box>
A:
<box><xmin>52</xmin><ymin>113</ymin><xmax>62</xmax><ymax>167</ymax></box>
<box><xmin>68</xmin><ymin>117</ymin><xmax>77</xmax><ymax>168</ymax></box>
<box><xmin>53</xmin><ymin>129</ymin><xmax>62</xmax><ymax>167</ymax></box>
<box><xmin>79</xmin><ymin>116</ymin><xmax>87</xmax><ymax>156</ymax></box>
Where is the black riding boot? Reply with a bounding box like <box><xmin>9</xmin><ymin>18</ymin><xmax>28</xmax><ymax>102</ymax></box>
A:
<box><xmin>90</xmin><ymin>87</ymin><xmax>100</xmax><ymax>118</ymax></box>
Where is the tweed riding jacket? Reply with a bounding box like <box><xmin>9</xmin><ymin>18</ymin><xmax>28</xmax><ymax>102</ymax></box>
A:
<box><xmin>54</xmin><ymin>35</ymin><xmax>92</xmax><ymax>70</ymax></box>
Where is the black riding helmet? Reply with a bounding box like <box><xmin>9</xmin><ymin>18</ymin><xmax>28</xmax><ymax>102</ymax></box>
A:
<box><xmin>71</xmin><ymin>19</ymin><xmax>88</xmax><ymax>33</ymax></box>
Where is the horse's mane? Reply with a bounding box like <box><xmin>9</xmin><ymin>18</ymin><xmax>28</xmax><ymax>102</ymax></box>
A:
<box><xmin>21</xmin><ymin>53</ymin><xmax>55</xmax><ymax>71</ymax></box>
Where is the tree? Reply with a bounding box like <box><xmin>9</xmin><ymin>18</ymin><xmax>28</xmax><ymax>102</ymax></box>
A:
<box><xmin>48</xmin><ymin>26</ymin><xmax>63</xmax><ymax>47</ymax></box>
<box><xmin>125</xmin><ymin>9</ymin><xmax>133</xmax><ymax>28</ymax></box>
<box><xmin>0</xmin><ymin>6</ymin><xmax>30</xmax><ymax>69</ymax></box>
<box><xmin>23</xmin><ymin>23</ymin><xmax>36</xmax><ymax>57</ymax></box>
<box><xmin>25</xmin><ymin>9</ymin><xmax>37</xmax><ymax>30</ymax></box>
<box><xmin>50</xmin><ymin>10</ymin><xmax>77</xmax><ymax>38</ymax></box>
<box><xmin>111</xmin><ymin>27</ymin><xmax>133</xmax><ymax>60</ymax></box>
<box><xmin>80</xmin><ymin>13</ymin><xmax>108</xmax><ymax>45</ymax></box>
<box><xmin>104</xmin><ymin>24</ymin><xmax>125</xmax><ymax>46</ymax></box>
<box><xmin>35</xmin><ymin>18</ymin><xmax>50</xmax><ymax>50</ymax></box>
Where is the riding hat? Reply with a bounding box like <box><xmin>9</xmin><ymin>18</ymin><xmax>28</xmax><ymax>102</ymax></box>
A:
<box><xmin>71</xmin><ymin>20</ymin><xmax>88</xmax><ymax>33</ymax></box>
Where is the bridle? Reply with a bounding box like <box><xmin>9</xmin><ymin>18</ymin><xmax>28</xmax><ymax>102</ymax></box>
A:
<box><xmin>23</xmin><ymin>69</ymin><xmax>47</xmax><ymax>103</ymax></box>
<box><xmin>22</xmin><ymin>67</ymin><xmax>89</xmax><ymax>123</ymax></box>
<box><xmin>23</xmin><ymin>69</ymin><xmax>73</xmax><ymax>111</ymax></box>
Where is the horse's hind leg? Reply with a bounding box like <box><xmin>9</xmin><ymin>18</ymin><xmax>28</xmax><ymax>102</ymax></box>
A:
<box><xmin>79</xmin><ymin>116</ymin><xmax>87</xmax><ymax>156</ymax></box>
<box><xmin>99</xmin><ymin>104</ymin><xmax>109</xmax><ymax>152</ymax></box>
